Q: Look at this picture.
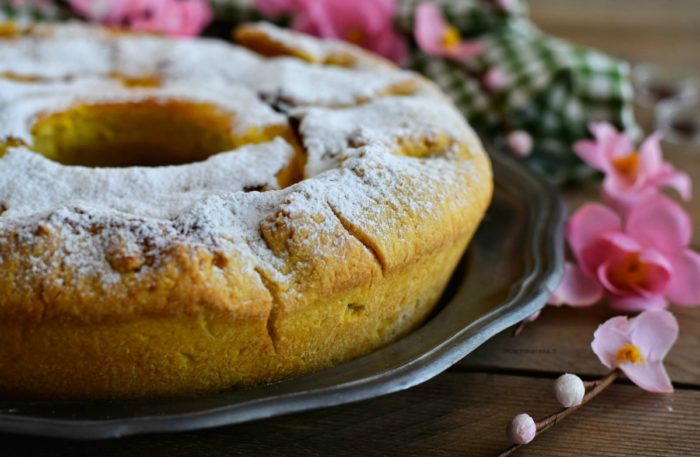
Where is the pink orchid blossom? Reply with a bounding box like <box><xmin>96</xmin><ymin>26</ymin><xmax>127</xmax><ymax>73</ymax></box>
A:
<box><xmin>255</xmin><ymin>0</ymin><xmax>408</xmax><ymax>64</ymax></box>
<box><xmin>254</xmin><ymin>0</ymin><xmax>300</xmax><ymax>16</ymax></box>
<box><xmin>69</xmin><ymin>0</ymin><xmax>212</xmax><ymax>37</ymax></box>
<box><xmin>574</xmin><ymin>122</ymin><xmax>691</xmax><ymax>213</ymax></box>
<box><xmin>550</xmin><ymin>194</ymin><xmax>700</xmax><ymax>310</ymax></box>
<box><xmin>592</xmin><ymin>309</ymin><xmax>678</xmax><ymax>393</ymax></box>
<box><xmin>414</xmin><ymin>2</ymin><xmax>481</xmax><ymax>61</ymax></box>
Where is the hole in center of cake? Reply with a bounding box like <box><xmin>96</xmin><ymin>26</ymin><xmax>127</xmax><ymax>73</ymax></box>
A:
<box><xmin>30</xmin><ymin>100</ymin><xmax>241</xmax><ymax>167</ymax></box>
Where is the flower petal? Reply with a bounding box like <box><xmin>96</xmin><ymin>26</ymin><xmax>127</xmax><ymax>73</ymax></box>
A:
<box><xmin>621</xmin><ymin>360</ymin><xmax>673</xmax><ymax>393</ymax></box>
<box><xmin>629</xmin><ymin>309</ymin><xmax>678</xmax><ymax>361</ymax></box>
<box><xmin>597</xmin><ymin>251</ymin><xmax>672</xmax><ymax>298</ymax></box>
<box><xmin>588</xmin><ymin>122</ymin><xmax>634</xmax><ymax>162</ymax></box>
<box><xmin>609</xmin><ymin>294</ymin><xmax>668</xmax><ymax>311</ymax></box>
<box><xmin>580</xmin><ymin>232</ymin><xmax>640</xmax><ymax>277</ymax></box>
<box><xmin>357</xmin><ymin>0</ymin><xmax>395</xmax><ymax>32</ymax></box>
<box><xmin>371</xmin><ymin>28</ymin><xmax>409</xmax><ymax>64</ymax></box>
<box><xmin>254</xmin><ymin>0</ymin><xmax>299</xmax><ymax>16</ymax></box>
<box><xmin>602</xmin><ymin>168</ymin><xmax>644</xmax><ymax>199</ymax></box>
<box><xmin>666</xmin><ymin>249</ymin><xmax>700</xmax><ymax>306</ymax></box>
<box><xmin>567</xmin><ymin>203</ymin><xmax>622</xmax><ymax>260</ymax></box>
<box><xmin>414</xmin><ymin>2</ymin><xmax>447</xmax><ymax>55</ymax></box>
<box><xmin>638</xmin><ymin>132</ymin><xmax>663</xmax><ymax>174</ymax></box>
<box><xmin>573</xmin><ymin>139</ymin><xmax>607</xmax><ymax>171</ymax></box>
<box><xmin>296</xmin><ymin>0</ymin><xmax>339</xmax><ymax>37</ymax></box>
<box><xmin>548</xmin><ymin>262</ymin><xmax>604</xmax><ymax>306</ymax></box>
<box><xmin>449</xmin><ymin>40</ymin><xmax>482</xmax><ymax>60</ymax></box>
<box><xmin>591</xmin><ymin>316</ymin><xmax>631</xmax><ymax>369</ymax></box>
<box><xmin>575</xmin><ymin>123</ymin><xmax>623</xmax><ymax>171</ymax></box>
<box><xmin>635</xmin><ymin>249</ymin><xmax>673</xmax><ymax>295</ymax></box>
<box><xmin>602</xmin><ymin>184</ymin><xmax>656</xmax><ymax>216</ymax></box>
<box><xmin>653</xmin><ymin>164</ymin><xmax>693</xmax><ymax>201</ymax></box>
<box><xmin>626</xmin><ymin>194</ymin><xmax>692</xmax><ymax>254</ymax></box>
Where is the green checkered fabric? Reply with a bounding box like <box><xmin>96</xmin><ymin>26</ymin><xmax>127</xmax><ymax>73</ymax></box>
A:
<box><xmin>2</xmin><ymin>0</ymin><xmax>638</xmax><ymax>183</ymax></box>
<box><xmin>0</xmin><ymin>1</ymin><xmax>70</xmax><ymax>22</ymax></box>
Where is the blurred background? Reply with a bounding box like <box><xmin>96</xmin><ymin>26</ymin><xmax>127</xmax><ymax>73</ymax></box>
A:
<box><xmin>528</xmin><ymin>0</ymin><xmax>699</xmax><ymax>240</ymax></box>
<box><xmin>530</xmin><ymin>0</ymin><xmax>698</xmax><ymax>73</ymax></box>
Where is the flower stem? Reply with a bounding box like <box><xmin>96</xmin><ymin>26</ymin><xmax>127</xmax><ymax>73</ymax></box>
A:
<box><xmin>511</xmin><ymin>320</ymin><xmax>527</xmax><ymax>336</ymax></box>
<box><xmin>497</xmin><ymin>369</ymin><xmax>620</xmax><ymax>457</ymax></box>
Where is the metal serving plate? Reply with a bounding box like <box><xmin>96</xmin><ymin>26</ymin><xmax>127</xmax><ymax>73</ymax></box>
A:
<box><xmin>0</xmin><ymin>150</ymin><xmax>565</xmax><ymax>439</ymax></box>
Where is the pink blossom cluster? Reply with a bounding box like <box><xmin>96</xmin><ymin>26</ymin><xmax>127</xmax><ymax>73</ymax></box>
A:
<box><xmin>255</xmin><ymin>0</ymin><xmax>407</xmax><ymax>63</ymax></box>
<box><xmin>550</xmin><ymin>124</ymin><xmax>695</xmax><ymax>393</ymax></box>
<box><xmin>253</xmin><ymin>0</ymin><xmax>490</xmax><ymax>65</ymax></box>
<box><xmin>69</xmin><ymin>0</ymin><xmax>212</xmax><ymax>37</ymax></box>
<box><xmin>551</xmin><ymin>124</ymin><xmax>698</xmax><ymax>311</ymax></box>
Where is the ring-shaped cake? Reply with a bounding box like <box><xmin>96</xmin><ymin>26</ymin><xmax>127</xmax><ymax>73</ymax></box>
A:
<box><xmin>0</xmin><ymin>22</ymin><xmax>492</xmax><ymax>398</ymax></box>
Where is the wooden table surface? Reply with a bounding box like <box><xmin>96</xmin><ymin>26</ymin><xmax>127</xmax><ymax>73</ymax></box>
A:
<box><xmin>2</xmin><ymin>1</ymin><xmax>699</xmax><ymax>455</ymax></box>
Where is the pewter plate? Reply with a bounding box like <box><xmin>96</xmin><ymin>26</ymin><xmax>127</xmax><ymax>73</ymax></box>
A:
<box><xmin>0</xmin><ymin>150</ymin><xmax>565</xmax><ymax>439</ymax></box>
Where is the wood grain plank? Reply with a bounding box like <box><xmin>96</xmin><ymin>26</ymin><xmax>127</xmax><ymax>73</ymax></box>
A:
<box><xmin>1</xmin><ymin>373</ymin><xmax>698</xmax><ymax>456</ymax></box>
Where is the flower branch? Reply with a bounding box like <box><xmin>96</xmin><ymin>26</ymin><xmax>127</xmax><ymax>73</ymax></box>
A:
<box><xmin>501</xmin><ymin>309</ymin><xmax>678</xmax><ymax>455</ymax></box>
<box><xmin>499</xmin><ymin>370</ymin><xmax>620</xmax><ymax>457</ymax></box>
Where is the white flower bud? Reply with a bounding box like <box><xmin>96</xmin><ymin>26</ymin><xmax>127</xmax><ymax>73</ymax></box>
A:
<box><xmin>484</xmin><ymin>68</ymin><xmax>508</xmax><ymax>91</ymax></box>
<box><xmin>507</xmin><ymin>413</ymin><xmax>537</xmax><ymax>444</ymax></box>
<box><xmin>553</xmin><ymin>373</ymin><xmax>585</xmax><ymax>407</ymax></box>
<box><xmin>507</xmin><ymin>130</ymin><xmax>533</xmax><ymax>158</ymax></box>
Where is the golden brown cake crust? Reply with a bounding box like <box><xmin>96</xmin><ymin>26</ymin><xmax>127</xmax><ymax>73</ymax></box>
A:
<box><xmin>0</xmin><ymin>22</ymin><xmax>493</xmax><ymax>399</ymax></box>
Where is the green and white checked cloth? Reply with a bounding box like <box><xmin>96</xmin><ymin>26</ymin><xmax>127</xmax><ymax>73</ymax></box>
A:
<box><xmin>2</xmin><ymin>0</ymin><xmax>638</xmax><ymax>183</ymax></box>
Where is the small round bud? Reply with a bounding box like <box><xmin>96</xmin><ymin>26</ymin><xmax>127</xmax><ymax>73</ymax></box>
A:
<box><xmin>553</xmin><ymin>373</ymin><xmax>585</xmax><ymax>407</ymax></box>
<box><xmin>484</xmin><ymin>68</ymin><xmax>508</xmax><ymax>91</ymax></box>
<box><xmin>507</xmin><ymin>130</ymin><xmax>533</xmax><ymax>158</ymax></box>
<box><xmin>507</xmin><ymin>413</ymin><xmax>537</xmax><ymax>445</ymax></box>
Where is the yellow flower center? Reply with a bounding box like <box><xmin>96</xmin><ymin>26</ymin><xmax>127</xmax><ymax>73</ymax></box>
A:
<box><xmin>345</xmin><ymin>28</ymin><xmax>365</xmax><ymax>46</ymax></box>
<box><xmin>441</xmin><ymin>26</ymin><xmax>461</xmax><ymax>50</ymax></box>
<box><xmin>0</xmin><ymin>22</ymin><xmax>20</xmax><ymax>39</ymax></box>
<box><xmin>616</xmin><ymin>343</ymin><xmax>645</xmax><ymax>364</ymax></box>
<box><xmin>612</xmin><ymin>152</ymin><xmax>639</xmax><ymax>180</ymax></box>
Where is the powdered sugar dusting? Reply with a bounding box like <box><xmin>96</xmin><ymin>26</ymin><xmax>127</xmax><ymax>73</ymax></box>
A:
<box><xmin>0</xmin><ymin>22</ymin><xmax>488</xmax><ymax>294</ymax></box>
<box><xmin>0</xmin><ymin>139</ymin><xmax>294</xmax><ymax>220</ymax></box>
<box><xmin>0</xmin><ymin>79</ymin><xmax>286</xmax><ymax>143</ymax></box>
<box><xmin>247</xmin><ymin>22</ymin><xmax>395</xmax><ymax>71</ymax></box>
<box><xmin>297</xmin><ymin>95</ymin><xmax>477</xmax><ymax>177</ymax></box>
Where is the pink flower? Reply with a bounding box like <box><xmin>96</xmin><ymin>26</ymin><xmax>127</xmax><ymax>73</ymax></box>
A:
<box><xmin>413</xmin><ymin>2</ymin><xmax>481</xmax><ymax>60</ymax></box>
<box><xmin>550</xmin><ymin>194</ymin><xmax>700</xmax><ymax>310</ymax></box>
<box><xmin>254</xmin><ymin>0</ymin><xmax>300</xmax><ymax>16</ymax></box>
<box><xmin>69</xmin><ymin>0</ymin><xmax>212</xmax><ymax>37</ymax></box>
<box><xmin>255</xmin><ymin>0</ymin><xmax>408</xmax><ymax>64</ymax></box>
<box><xmin>592</xmin><ymin>310</ymin><xmax>678</xmax><ymax>393</ymax></box>
<box><xmin>574</xmin><ymin>122</ymin><xmax>691</xmax><ymax>213</ymax></box>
